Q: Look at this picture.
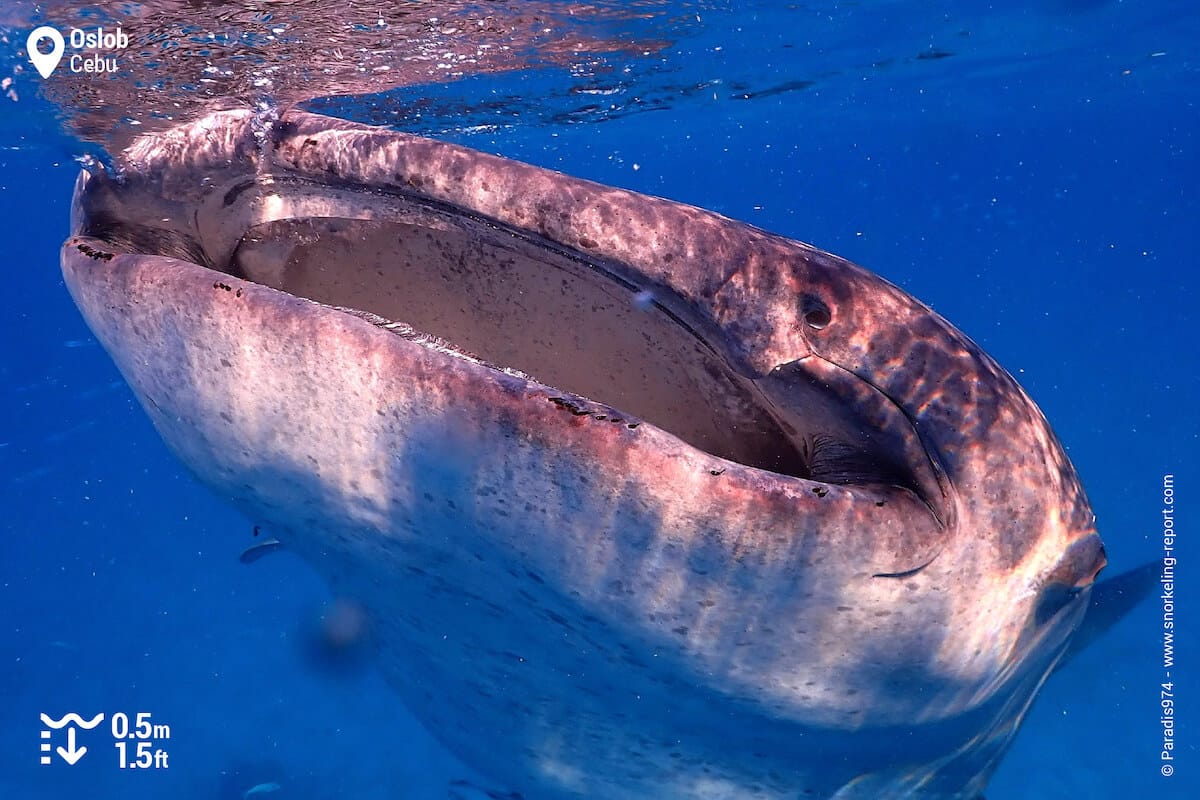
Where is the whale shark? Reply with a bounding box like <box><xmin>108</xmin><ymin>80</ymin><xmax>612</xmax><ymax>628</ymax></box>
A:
<box><xmin>61</xmin><ymin>108</ymin><xmax>1133</xmax><ymax>798</ymax></box>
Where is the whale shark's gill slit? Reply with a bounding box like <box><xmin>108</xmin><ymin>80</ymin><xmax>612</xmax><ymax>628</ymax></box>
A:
<box><xmin>82</xmin><ymin>208</ymin><xmax>212</xmax><ymax>268</ymax></box>
<box><xmin>224</xmin><ymin>212</ymin><xmax>812</xmax><ymax>479</ymax></box>
<box><xmin>842</xmin><ymin>371</ymin><xmax>953</xmax><ymax>527</ymax></box>
<box><xmin>805</xmin><ymin>435</ymin><xmax>918</xmax><ymax>493</ymax></box>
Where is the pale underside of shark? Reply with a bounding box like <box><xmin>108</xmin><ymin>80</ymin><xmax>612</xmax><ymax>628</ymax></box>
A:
<box><xmin>62</xmin><ymin>109</ymin><xmax>1114</xmax><ymax>799</ymax></box>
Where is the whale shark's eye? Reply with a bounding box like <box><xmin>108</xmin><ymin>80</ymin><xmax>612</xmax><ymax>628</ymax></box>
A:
<box><xmin>801</xmin><ymin>294</ymin><xmax>831</xmax><ymax>330</ymax></box>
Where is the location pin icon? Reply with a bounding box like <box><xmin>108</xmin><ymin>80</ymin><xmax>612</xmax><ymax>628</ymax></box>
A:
<box><xmin>27</xmin><ymin>26</ymin><xmax>65</xmax><ymax>79</ymax></box>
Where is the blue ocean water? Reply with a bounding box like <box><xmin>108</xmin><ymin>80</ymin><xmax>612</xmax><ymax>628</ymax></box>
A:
<box><xmin>1</xmin><ymin>1</ymin><xmax>1196</xmax><ymax>798</ymax></box>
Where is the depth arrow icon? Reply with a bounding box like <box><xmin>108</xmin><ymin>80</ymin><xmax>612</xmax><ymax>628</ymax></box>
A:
<box><xmin>57</xmin><ymin>727</ymin><xmax>86</xmax><ymax>765</ymax></box>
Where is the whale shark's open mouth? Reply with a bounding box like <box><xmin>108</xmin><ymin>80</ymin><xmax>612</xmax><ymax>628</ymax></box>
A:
<box><xmin>71</xmin><ymin>115</ymin><xmax>943</xmax><ymax>513</ymax></box>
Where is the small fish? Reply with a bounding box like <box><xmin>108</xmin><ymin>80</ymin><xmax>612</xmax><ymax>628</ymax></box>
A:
<box><xmin>239</xmin><ymin>538</ymin><xmax>283</xmax><ymax>564</ymax></box>
<box><xmin>242</xmin><ymin>782</ymin><xmax>281</xmax><ymax>799</ymax></box>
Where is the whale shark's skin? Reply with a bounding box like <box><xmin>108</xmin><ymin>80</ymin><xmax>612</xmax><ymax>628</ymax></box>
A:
<box><xmin>61</xmin><ymin>109</ymin><xmax>1106</xmax><ymax>799</ymax></box>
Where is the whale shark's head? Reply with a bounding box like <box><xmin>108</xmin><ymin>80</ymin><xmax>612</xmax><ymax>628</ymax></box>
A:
<box><xmin>62</xmin><ymin>108</ymin><xmax>1106</xmax><ymax>798</ymax></box>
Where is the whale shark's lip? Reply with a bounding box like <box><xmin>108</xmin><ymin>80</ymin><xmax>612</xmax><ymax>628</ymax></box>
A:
<box><xmin>66</xmin><ymin>109</ymin><xmax>951</xmax><ymax>567</ymax></box>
